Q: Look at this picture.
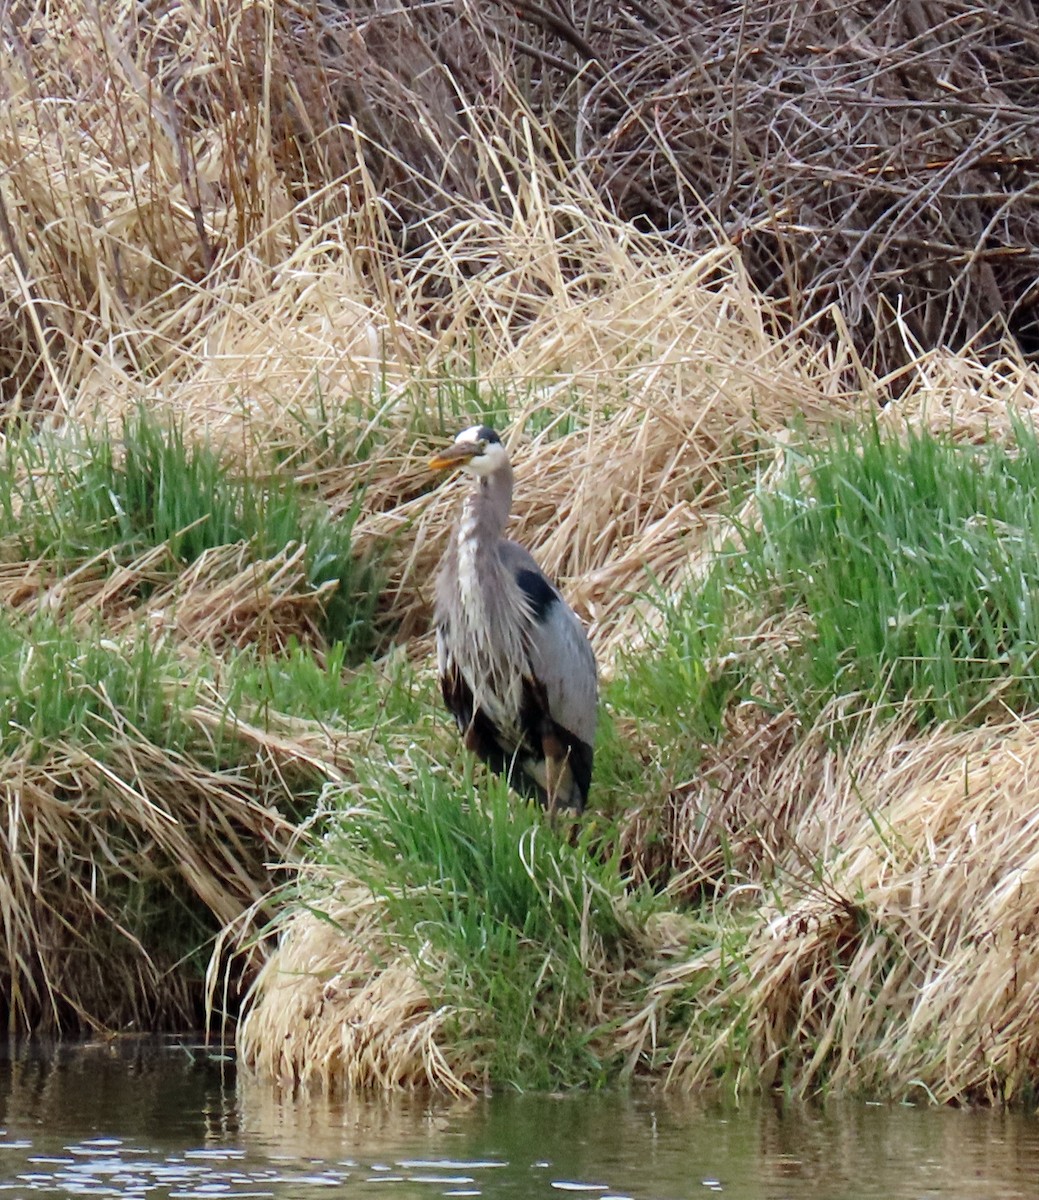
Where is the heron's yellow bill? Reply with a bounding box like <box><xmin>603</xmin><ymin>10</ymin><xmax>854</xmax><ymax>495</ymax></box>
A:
<box><xmin>429</xmin><ymin>443</ymin><xmax>480</xmax><ymax>471</ymax></box>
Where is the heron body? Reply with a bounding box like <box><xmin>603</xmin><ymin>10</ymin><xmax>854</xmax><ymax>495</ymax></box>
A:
<box><xmin>431</xmin><ymin>426</ymin><xmax>597</xmax><ymax>813</ymax></box>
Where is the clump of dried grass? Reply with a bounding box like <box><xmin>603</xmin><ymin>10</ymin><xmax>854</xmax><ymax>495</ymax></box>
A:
<box><xmin>237</xmin><ymin>886</ymin><xmax>474</xmax><ymax>1097</ymax></box>
<box><xmin>134</xmin><ymin>542</ymin><xmax>334</xmax><ymax>652</ymax></box>
<box><xmin>1</xmin><ymin>0</ymin><xmax>872</xmax><ymax>656</ymax></box>
<box><xmin>0</xmin><ymin>705</ymin><xmax>301</xmax><ymax>1031</ymax></box>
<box><xmin>608</xmin><ymin>390</ymin><xmax>1039</xmax><ymax>1103</ymax></box>
<box><xmin>2</xmin><ymin>0</ymin><xmax>862</xmax><ymax>657</ymax></box>
<box><xmin>383</xmin><ymin>250</ymin><xmax>852</xmax><ymax>644</ymax></box>
<box><xmin>0</xmin><ymin>403</ymin><xmax>381</xmax><ymax>1030</ymax></box>
<box><xmin>618</xmin><ymin>711</ymin><xmax>1039</xmax><ymax>1105</ymax></box>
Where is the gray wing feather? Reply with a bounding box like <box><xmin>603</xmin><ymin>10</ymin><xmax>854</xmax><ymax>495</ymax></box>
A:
<box><xmin>498</xmin><ymin>540</ymin><xmax>597</xmax><ymax>746</ymax></box>
<box><xmin>529</xmin><ymin>600</ymin><xmax>598</xmax><ymax>745</ymax></box>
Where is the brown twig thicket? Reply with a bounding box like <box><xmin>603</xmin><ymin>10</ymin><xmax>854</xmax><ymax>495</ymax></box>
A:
<box><xmin>551</xmin><ymin>0</ymin><xmax>1039</xmax><ymax>376</ymax></box>
<box><xmin>5</xmin><ymin>0</ymin><xmax>1039</xmax><ymax>416</ymax></box>
<box><xmin>364</xmin><ymin>0</ymin><xmax>1039</xmax><ymax>376</ymax></box>
<box><xmin>242</xmin><ymin>0</ymin><xmax>1039</xmax><ymax>378</ymax></box>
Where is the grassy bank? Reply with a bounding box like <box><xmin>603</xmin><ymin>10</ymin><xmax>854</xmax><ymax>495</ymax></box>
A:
<box><xmin>237</xmin><ymin>417</ymin><xmax>1039</xmax><ymax>1105</ymax></box>
<box><xmin>0</xmin><ymin>411</ymin><xmax>379</xmax><ymax>1029</ymax></box>
<box><xmin>4</xmin><ymin>0</ymin><xmax>1039</xmax><ymax>1107</ymax></box>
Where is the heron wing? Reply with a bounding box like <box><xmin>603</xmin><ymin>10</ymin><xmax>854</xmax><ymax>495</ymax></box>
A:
<box><xmin>498</xmin><ymin>540</ymin><xmax>598</xmax><ymax>749</ymax></box>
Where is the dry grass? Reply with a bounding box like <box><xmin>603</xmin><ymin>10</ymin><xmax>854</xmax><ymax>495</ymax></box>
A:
<box><xmin>2</xmin><ymin>1</ymin><xmax>865</xmax><ymax>654</ymax></box>
<box><xmin>0</xmin><ymin>720</ymin><xmax>299</xmax><ymax>1030</ymax></box>
<box><xmin>1</xmin><ymin>1</ymin><xmax>858</xmax><ymax>643</ymax></box>
<box><xmin>237</xmin><ymin>885</ymin><xmax>475</xmax><ymax>1097</ymax></box>
<box><xmin>614</xmin><ymin>707</ymin><xmax>1039</xmax><ymax>1105</ymax></box>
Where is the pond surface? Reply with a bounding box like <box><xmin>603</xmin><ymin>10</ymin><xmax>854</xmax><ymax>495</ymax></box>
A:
<box><xmin>0</xmin><ymin>1039</ymin><xmax>1036</xmax><ymax>1199</ymax></box>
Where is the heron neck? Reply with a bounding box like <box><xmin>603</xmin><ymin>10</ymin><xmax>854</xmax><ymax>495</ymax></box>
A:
<box><xmin>461</xmin><ymin>465</ymin><xmax>513</xmax><ymax>547</ymax></box>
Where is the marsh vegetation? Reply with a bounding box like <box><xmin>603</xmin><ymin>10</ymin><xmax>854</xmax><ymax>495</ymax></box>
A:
<box><xmin>3</xmin><ymin>1</ymin><xmax>1039</xmax><ymax>1106</ymax></box>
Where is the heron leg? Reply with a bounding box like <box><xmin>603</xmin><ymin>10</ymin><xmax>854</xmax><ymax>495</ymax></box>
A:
<box><xmin>541</xmin><ymin>729</ymin><xmax>571</xmax><ymax>815</ymax></box>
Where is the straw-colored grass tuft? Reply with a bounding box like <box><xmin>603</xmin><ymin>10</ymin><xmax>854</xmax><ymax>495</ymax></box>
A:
<box><xmin>0</xmin><ymin>726</ymin><xmax>299</xmax><ymax>1031</ymax></box>
<box><xmin>135</xmin><ymin>542</ymin><xmax>335</xmax><ymax>652</ymax></box>
<box><xmin>0</xmin><ymin>405</ymin><xmax>378</xmax><ymax>1030</ymax></box>
<box><xmin>616</xmin><ymin>713</ymin><xmax>1039</xmax><ymax>1105</ymax></box>
<box><xmin>237</xmin><ymin>886</ymin><xmax>474</xmax><ymax>1097</ymax></box>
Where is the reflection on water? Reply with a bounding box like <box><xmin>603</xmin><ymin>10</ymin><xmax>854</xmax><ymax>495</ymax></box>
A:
<box><xmin>0</xmin><ymin>1039</ymin><xmax>1037</xmax><ymax>1198</ymax></box>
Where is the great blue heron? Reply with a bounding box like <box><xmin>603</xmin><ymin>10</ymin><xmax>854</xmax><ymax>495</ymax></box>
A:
<box><xmin>430</xmin><ymin>425</ymin><xmax>598</xmax><ymax>813</ymax></box>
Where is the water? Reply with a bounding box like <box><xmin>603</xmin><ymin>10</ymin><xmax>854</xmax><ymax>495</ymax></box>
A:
<box><xmin>0</xmin><ymin>1039</ymin><xmax>1037</xmax><ymax>1198</ymax></box>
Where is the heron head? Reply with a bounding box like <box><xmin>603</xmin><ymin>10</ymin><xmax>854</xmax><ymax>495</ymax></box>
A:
<box><xmin>429</xmin><ymin>425</ymin><xmax>507</xmax><ymax>478</ymax></box>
